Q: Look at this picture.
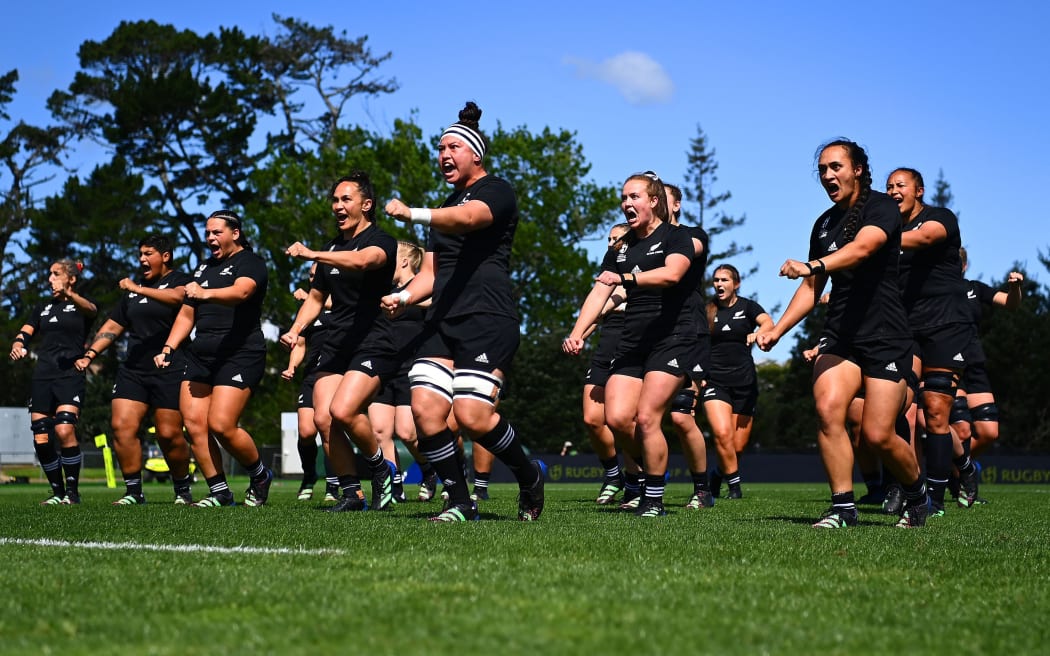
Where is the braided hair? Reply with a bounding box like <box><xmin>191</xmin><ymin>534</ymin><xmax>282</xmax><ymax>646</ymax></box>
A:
<box><xmin>208</xmin><ymin>210</ymin><xmax>252</xmax><ymax>250</ymax></box>
<box><xmin>816</xmin><ymin>139</ymin><xmax>872</xmax><ymax>244</ymax></box>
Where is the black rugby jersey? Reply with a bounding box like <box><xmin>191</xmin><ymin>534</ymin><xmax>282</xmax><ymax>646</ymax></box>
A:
<box><xmin>312</xmin><ymin>222</ymin><xmax>397</xmax><ymax>349</ymax></box>
<box><xmin>963</xmin><ymin>279</ymin><xmax>998</xmax><ymax>326</ymax></box>
<box><xmin>809</xmin><ymin>190</ymin><xmax>908</xmax><ymax>344</ymax></box>
<box><xmin>899</xmin><ymin>206</ymin><xmax>969</xmax><ymax>328</ymax></box>
<box><xmin>428</xmin><ymin>175</ymin><xmax>519</xmax><ymax>321</ymax></box>
<box><xmin>680</xmin><ymin>224</ymin><xmax>711</xmax><ymax>335</ymax></box>
<box><xmin>300</xmin><ymin>307</ymin><xmax>333</xmax><ymax>377</ymax></box>
<box><xmin>26</xmin><ymin>298</ymin><xmax>96</xmax><ymax>379</ymax></box>
<box><xmin>710</xmin><ymin>297</ymin><xmax>766</xmax><ymax>384</ymax></box>
<box><xmin>109</xmin><ymin>270</ymin><xmax>192</xmax><ymax>372</ymax></box>
<box><xmin>600</xmin><ymin>221</ymin><xmax>701</xmax><ymax>336</ymax></box>
<box><xmin>187</xmin><ymin>249</ymin><xmax>267</xmax><ymax>358</ymax></box>
<box><xmin>386</xmin><ymin>280</ymin><xmax>426</xmax><ymax>355</ymax></box>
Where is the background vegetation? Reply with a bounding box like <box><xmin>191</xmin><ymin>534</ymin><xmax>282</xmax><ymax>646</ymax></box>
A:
<box><xmin>2</xmin><ymin>16</ymin><xmax>1046</xmax><ymax>453</ymax></box>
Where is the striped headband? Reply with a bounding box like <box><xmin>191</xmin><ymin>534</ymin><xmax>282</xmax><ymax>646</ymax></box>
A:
<box><xmin>441</xmin><ymin>123</ymin><xmax>486</xmax><ymax>160</ymax></box>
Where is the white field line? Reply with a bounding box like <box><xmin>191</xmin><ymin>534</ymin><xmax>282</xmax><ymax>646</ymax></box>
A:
<box><xmin>0</xmin><ymin>537</ymin><xmax>345</xmax><ymax>556</ymax></box>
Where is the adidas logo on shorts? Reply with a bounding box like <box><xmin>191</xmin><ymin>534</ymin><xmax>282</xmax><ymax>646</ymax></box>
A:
<box><xmin>885</xmin><ymin>362</ymin><xmax>897</xmax><ymax>372</ymax></box>
<box><xmin>475</xmin><ymin>353</ymin><xmax>489</xmax><ymax>364</ymax></box>
<box><xmin>953</xmin><ymin>353</ymin><xmax>965</xmax><ymax>362</ymax></box>
<box><xmin>667</xmin><ymin>358</ymin><xmax>679</xmax><ymax>368</ymax></box>
<box><xmin>231</xmin><ymin>373</ymin><xmax>244</xmax><ymax>383</ymax></box>
<box><xmin>361</xmin><ymin>360</ymin><xmax>373</xmax><ymax>370</ymax></box>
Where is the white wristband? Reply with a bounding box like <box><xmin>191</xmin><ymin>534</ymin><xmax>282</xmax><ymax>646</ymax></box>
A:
<box><xmin>409</xmin><ymin>208</ymin><xmax>432</xmax><ymax>225</ymax></box>
<box><xmin>396</xmin><ymin>290</ymin><xmax>412</xmax><ymax>307</ymax></box>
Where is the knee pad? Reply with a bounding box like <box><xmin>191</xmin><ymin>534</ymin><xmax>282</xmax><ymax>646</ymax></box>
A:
<box><xmin>670</xmin><ymin>387</ymin><xmax>697</xmax><ymax>414</ymax></box>
<box><xmin>949</xmin><ymin>397</ymin><xmax>973</xmax><ymax>425</ymax></box>
<box><xmin>970</xmin><ymin>402</ymin><xmax>999</xmax><ymax>422</ymax></box>
<box><xmin>30</xmin><ymin>417</ymin><xmax>55</xmax><ymax>435</ymax></box>
<box><xmin>452</xmin><ymin>369</ymin><xmax>503</xmax><ymax>406</ymax></box>
<box><xmin>54</xmin><ymin>411</ymin><xmax>79</xmax><ymax>426</ymax></box>
<box><xmin>408</xmin><ymin>359</ymin><xmax>454</xmax><ymax>402</ymax></box>
<box><xmin>921</xmin><ymin>371</ymin><xmax>958</xmax><ymax>398</ymax></box>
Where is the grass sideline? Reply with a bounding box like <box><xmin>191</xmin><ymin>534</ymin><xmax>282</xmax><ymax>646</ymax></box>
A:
<box><xmin>1</xmin><ymin>480</ymin><xmax>1047</xmax><ymax>655</ymax></box>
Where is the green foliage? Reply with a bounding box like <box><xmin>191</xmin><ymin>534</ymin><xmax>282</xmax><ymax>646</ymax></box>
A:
<box><xmin>487</xmin><ymin>125</ymin><xmax>620</xmax><ymax>335</ymax></box>
<box><xmin>751</xmin><ymin>305</ymin><xmax>826</xmax><ymax>451</ymax></box>
<box><xmin>979</xmin><ymin>267</ymin><xmax>1050</xmax><ymax>451</ymax></box>
<box><xmin>681</xmin><ymin>124</ymin><xmax>755</xmax><ymax>282</ymax></box>
<box><xmin>930</xmin><ymin>168</ymin><xmax>955</xmax><ymax>211</ymax></box>
<box><xmin>21</xmin><ymin>157</ymin><xmax>160</xmax><ymax>309</ymax></box>
<box><xmin>48</xmin><ymin>20</ymin><xmax>268</xmax><ymax>257</ymax></box>
<box><xmin>260</xmin><ymin>15</ymin><xmax>399</xmax><ymax>151</ymax></box>
<box><xmin>246</xmin><ymin>120</ymin><xmax>440</xmax><ymax>325</ymax></box>
<box><xmin>500</xmin><ymin>332</ymin><xmax>590</xmax><ymax>451</ymax></box>
<box><xmin>1</xmin><ymin>69</ymin><xmax>70</xmax><ymax>300</ymax></box>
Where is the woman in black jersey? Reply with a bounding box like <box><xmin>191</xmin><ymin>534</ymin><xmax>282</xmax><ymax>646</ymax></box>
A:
<box><xmin>280</xmin><ymin>263</ymin><xmax>339</xmax><ymax>503</ymax></box>
<box><xmin>154</xmin><ymin>210</ymin><xmax>272</xmax><ymax>507</ymax></box>
<box><xmin>954</xmin><ymin>250</ymin><xmax>1023</xmax><ymax>458</ymax></box>
<box><xmin>948</xmin><ymin>250</ymin><xmax>1023</xmax><ymax>501</ymax></box>
<box><xmin>74</xmin><ymin>235</ymin><xmax>193</xmax><ymax>505</ymax></box>
<box><xmin>757</xmin><ymin>138</ymin><xmax>931</xmax><ymax>528</ymax></box>
<box><xmin>662</xmin><ymin>182</ymin><xmax>715</xmax><ymax>511</ymax></box>
<box><xmin>382</xmin><ymin>102</ymin><xmax>544</xmax><ymax>523</ymax></box>
<box><xmin>704</xmin><ymin>264</ymin><xmax>772</xmax><ymax>499</ymax></box>
<box><xmin>11</xmin><ymin>258</ymin><xmax>97</xmax><ymax>504</ymax></box>
<box><xmin>368</xmin><ymin>240</ymin><xmax>437</xmax><ymax>503</ymax></box>
<box><xmin>889</xmin><ymin>167</ymin><xmax>977</xmax><ymax>514</ymax></box>
<box><xmin>566</xmin><ymin>223</ymin><xmax>632</xmax><ymax>505</ymax></box>
<box><xmin>282</xmin><ymin>171</ymin><xmax>399</xmax><ymax>513</ymax></box>
<box><xmin>565</xmin><ymin>172</ymin><xmax>702</xmax><ymax>518</ymax></box>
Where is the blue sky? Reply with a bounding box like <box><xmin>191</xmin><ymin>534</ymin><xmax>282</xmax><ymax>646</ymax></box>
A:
<box><xmin>4</xmin><ymin>1</ymin><xmax>1048</xmax><ymax>359</ymax></box>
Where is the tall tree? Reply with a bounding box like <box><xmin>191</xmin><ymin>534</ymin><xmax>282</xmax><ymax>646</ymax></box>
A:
<box><xmin>257</xmin><ymin>15</ymin><xmax>399</xmax><ymax>153</ymax></box>
<box><xmin>246</xmin><ymin>119</ymin><xmax>439</xmax><ymax>324</ymax></box>
<box><xmin>0</xmin><ymin>70</ymin><xmax>71</xmax><ymax>314</ymax></box>
<box><xmin>979</xmin><ymin>265</ymin><xmax>1050</xmax><ymax>451</ymax></box>
<box><xmin>680</xmin><ymin>124</ymin><xmax>754</xmax><ymax>282</ymax></box>
<box><xmin>487</xmin><ymin>124</ymin><xmax>621</xmax><ymax>335</ymax></box>
<box><xmin>47</xmin><ymin>21</ymin><xmax>265</xmax><ymax>258</ymax></box>
<box><xmin>24</xmin><ymin>156</ymin><xmax>159</xmax><ymax>309</ymax></box>
<box><xmin>45</xmin><ymin>17</ymin><xmax>399</xmax><ymax>266</ymax></box>
<box><xmin>930</xmin><ymin>168</ymin><xmax>955</xmax><ymax>210</ymax></box>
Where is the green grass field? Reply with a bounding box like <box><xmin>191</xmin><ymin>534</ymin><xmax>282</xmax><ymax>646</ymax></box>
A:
<box><xmin>1</xmin><ymin>479</ymin><xmax>1047</xmax><ymax>655</ymax></box>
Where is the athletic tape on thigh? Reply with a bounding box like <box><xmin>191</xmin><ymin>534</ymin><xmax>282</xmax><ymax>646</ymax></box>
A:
<box><xmin>970</xmin><ymin>402</ymin><xmax>999</xmax><ymax>422</ymax></box>
<box><xmin>54</xmin><ymin>411</ymin><xmax>79</xmax><ymax>426</ymax></box>
<box><xmin>921</xmin><ymin>370</ymin><xmax>958</xmax><ymax>397</ymax></box>
<box><xmin>408</xmin><ymin>359</ymin><xmax>454</xmax><ymax>402</ymax></box>
<box><xmin>949</xmin><ymin>397</ymin><xmax>973</xmax><ymax>425</ymax></box>
<box><xmin>452</xmin><ymin>369</ymin><xmax>503</xmax><ymax>405</ymax></box>
<box><xmin>670</xmin><ymin>387</ymin><xmax>697</xmax><ymax>414</ymax></box>
<box><xmin>30</xmin><ymin>417</ymin><xmax>55</xmax><ymax>435</ymax></box>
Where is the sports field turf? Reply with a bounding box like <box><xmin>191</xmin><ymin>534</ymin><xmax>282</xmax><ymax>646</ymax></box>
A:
<box><xmin>1</xmin><ymin>480</ymin><xmax>1047</xmax><ymax>655</ymax></box>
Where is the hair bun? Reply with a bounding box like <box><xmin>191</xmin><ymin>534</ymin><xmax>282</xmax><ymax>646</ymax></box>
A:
<box><xmin>458</xmin><ymin>101</ymin><xmax>482</xmax><ymax>129</ymax></box>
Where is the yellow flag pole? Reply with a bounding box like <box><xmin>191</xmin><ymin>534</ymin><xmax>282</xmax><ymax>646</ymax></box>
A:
<box><xmin>94</xmin><ymin>433</ymin><xmax>117</xmax><ymax>489</ymax></box>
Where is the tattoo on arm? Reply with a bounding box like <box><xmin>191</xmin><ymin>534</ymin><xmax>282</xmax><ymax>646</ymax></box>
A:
<box><xmin>98</xmin><ymin>332</ymin><xmax>118</xmax><ymax>342</ymax></box>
